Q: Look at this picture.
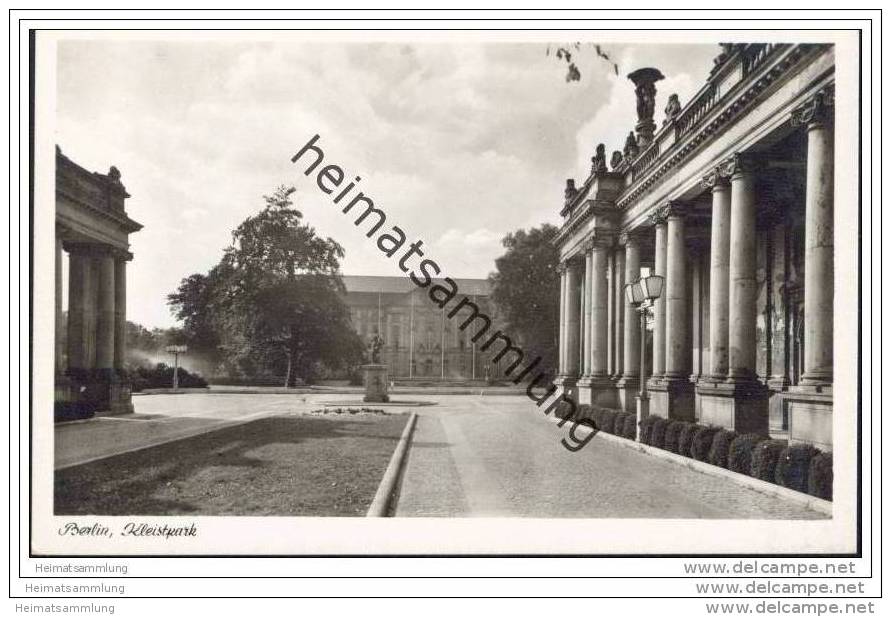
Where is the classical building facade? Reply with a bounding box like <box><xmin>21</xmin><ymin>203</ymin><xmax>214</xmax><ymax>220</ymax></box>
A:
<box><xmin>555</xmin><ymin>44</ymin><xmax>835</xmax><ymax>450</ymax></box>
<box><xmin>55</xmin><ymin>147</ymin><xmax>142</xmax><ymax>415</ymax></box>
<box><xmin>342</xmin><ymin>275</ymin><xmax>510</xmax><ymax>380</ymax></box>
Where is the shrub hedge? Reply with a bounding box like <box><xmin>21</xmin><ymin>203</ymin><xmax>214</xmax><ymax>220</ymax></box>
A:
<box><xmin>677</xmin><ymin>422</ymin><xmax>700</xmax><ymax>458</ymax></box>
<box><xmin>621</xmin><ymin>413</ymin><xmax>637</xmax><ymax>440</ymax></box>
<box><xmin>600</xmin><ymin>409</ymin><xmax>617</xmax><ymax>434</ymax></box>
<box><xmin>775</xmin><ymin>444</ymin><xmax>821</xmax><ymax>493</ymax></box>
<box><xmin>639</xmin><ymin>415</ymin><xmax>659</xmax><ymax>445</ymax></box>
<box><xmin>707</xmin><ymin>429</ymin><xmax>738</xmax><ymax>469</ymax></box>
<box><xmin>751</xmin><ymin>439</ymin><xmax>787</xmax><ymax>483</ymax></box>
<box><xmin>54</xmin><ymin>400</ymin><xmax>96</xmax><ymax>423</ymax></box>
<box><xmin>807</xmin><ymin>452</ymin><xmax>833</xmax><ymax>501</ymax></box>
<box><xmin>650</xmin><ymin>417</ymin><xmax>669</xmax><ymax>449</ymax></box>
<box><xmin>728</xmin><ymin>433</ymin><xmax>769</xmax><ymax>476</ymax></box>
<box><xmin>662</xmin><ymin>421</ymin><xmax>686</xmax><ymax>453</ymax></box>
<box><xmin>691</xmin><ymin>426</ymin><xmax>721</xmax><ymax>462</ymax></box>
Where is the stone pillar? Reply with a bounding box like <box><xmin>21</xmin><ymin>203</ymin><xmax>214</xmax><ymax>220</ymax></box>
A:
<box><xmin>95</xmin><ymin>252</ymin><xmax>116</xmax><ymax>371</ymax></box>
<box><xmin>590</xmin><ymin>245</ymin><xmax>610</xmax><ymax>377</ymax></box>
<box><xmin>558</xmin><ymin>265</ymin><xmax>567</xmax><ymax>375</ymax></box>
<box><xmin>55</xmin><ymin>233</ymin><xmax>65</xmax><ymax>374</ymax></box>
<box><xmin>615</xmin><ymin>235</ymin><xmax>641</xmax><ymax>412</ymax></box>
<box><xmin>706</xmin><ymin>175</ymin><xmax>732</xmax><ymax>379</ymax></box>
<box><xmin>606</xmin><ymin>250</ymin><xmax>616</xmax><ymax>377</ymax></box>
<box><xmin>114</xmin><ymin>258</ymin><xmax>127</xmax><ymax>370</ymax></box>
<box><xmin>613</xmin><ymin>248</ymin><xmax>626</xmax><ymax>379</ymax></box>
<box><xmin>649</xmin><ymin>203</ymin><xmax>694</xmax><ymax>421</ymax></box>
<box><xmin>66</xmin><ymin>246</ymin><xmax>95</xmax><ymax>371</ymax></box>
<box><xmin>799</xmin><ymin>96</ymin><xmax>834</xmax><ymax>387</ymax></box>
<box><xmin>565</xmin><ymin>261</ymin><xmax>581</xmax><ymax>377</ymax></box>
<box><xmin>651</xmin><ymin>218</ymin><xmax>667</xmax><ymax>381</ymax></box>
<box><xmin>696</xmin><ymin>153</ymin><xmax>768</xmax><ymax>435</ymax></box>
<box><xmin>727</xmin><ymin>155</ymin><xmax>758</xmax><ymax>382</ymax></box>
<box><xmin>582</xmin><ymin>247</ymin><xmax>593</xmax><ymax>377</ymax></box>
<box><xmin>664</xmin><ymin>204</ymin><xmax>690</xmax><ymax>379</ymax></box>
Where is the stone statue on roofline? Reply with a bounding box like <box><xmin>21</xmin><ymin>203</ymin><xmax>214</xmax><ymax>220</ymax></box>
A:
<box><xmin>663</xmin><ymin>93</ymin><xmax>681</xmax><ymax>125</ymax></box>
<box><xmin>623</xmin><ymin>131</ymin><xmax>639</xmax><ymax>160</ymax></box>
<box><xmin>610</xmin><ymin>150</ymin><xmax>624</xmax><ymax>170</ymax></box>
<box><xmin>564</xmin><ymin>178</ymin><xmax>578</xmax><ymax>202</ymax></box>
<box><xmin>591</xmin><ymin>143</ymin><xmax>608</xmax><ymax>175</ymax></box>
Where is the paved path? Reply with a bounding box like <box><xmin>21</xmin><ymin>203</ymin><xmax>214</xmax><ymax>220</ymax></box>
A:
<box><xmin>55</xmin><ymin>392</ymin><xmax>827</xmax><ymax>520</ymax></box>
<box><xmin>395</xmin><ymin>396</ymin><xmax>827</xmax><ymax>519</ymax></box>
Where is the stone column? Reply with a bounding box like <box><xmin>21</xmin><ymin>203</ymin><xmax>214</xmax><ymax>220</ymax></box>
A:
<box><xmin>797</xmin><ymin>91</ymin><xmax>834</xmax><ymax>387</ymax></box>
<box><xmin>66</xmin><ymin>245</ymin><xmax>95</xmax><ymax>371</ymax></box>
<box><xmin>651</xmin><ymin>217</ymin><xmax>667</xmax><ymax>380</ymax></box>
<box><xmin>55</xmin><ymin>233</ymin><xmax>65</xmax><ymax>374</ymax></box>
<box><xmin>565</xmin><ymin>261</ymin><xmax>582</xmax><ymax>377</ymax></box>
<box><xmin>726</xmin><ymin>154</ymin><xmax>758</xmax><ymax>382</ymax></box>
<box><xmin>114</xmin><ymin>258</ymin><xmax>127</xmax><ymax>370</ymax></box>
<box><xmin>615</xmin><ymin>235</ymin><xmax>641</xmax><ymax>412</ymax></box>
<box><xmin>606</xmin><ymin>250</ymin><xmax>616</xmax><ymax>377</ymax></box>
<box><xmin>664</xmin><ymin>203</ymin><xmax>690</xmax><ymax>380</ymax></box>
<box><xmin>590</xmin><ymin>245</ymin><xmax>610</xmax><ymax>378</ymax></box>
<box><xmin>582</xmin><ymin>247</ymin><xmax>593</xmax><ymax>376</ymax></box>
<box><xmin>705</xmin><ymin>173</ymin><xmax>732</xmax><ymax>379</ymax></box>
<box><xmin>558</xmin><ymin>265</ymin><xmax>567</xmax><ymax>374</ymax></box>
<box><xmin>95</xmin><ymin>251</ymin><xmax>116</xmax><ymax>371</ymax></box>
<box><xmin>614</xmin><ymin>248</ymin><xmax>626</xmax><ymax>378</ymax></box>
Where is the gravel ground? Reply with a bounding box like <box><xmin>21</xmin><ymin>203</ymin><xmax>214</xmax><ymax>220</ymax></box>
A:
<box><xmin>395</xmin><ymin>397</ymin><xmax>828</xmax><ymax>519</ymax></box>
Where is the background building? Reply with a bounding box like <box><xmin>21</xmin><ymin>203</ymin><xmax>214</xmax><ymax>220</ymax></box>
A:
<box><xmin>342</xmin><ymin>275</ymin><xmax>510</xmax><ymax>381</ymax></box>
<box><xmin>554</xmin><ymin>44</ymin><xmax>836</xmax><ymax>450</ymax></box>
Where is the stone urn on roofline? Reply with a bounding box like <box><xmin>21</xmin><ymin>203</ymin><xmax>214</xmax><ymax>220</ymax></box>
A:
<box><xmin>362</xmin><ymin>333</ymin><xmax>389</xmax><ymax>403</ymax></box>
<box><xmin>627</xmin><ymin>67</ymin><xmax>665</xmax><ymax>148</ymax></box>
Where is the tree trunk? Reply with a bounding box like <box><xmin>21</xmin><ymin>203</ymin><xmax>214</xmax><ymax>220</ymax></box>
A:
<box><xmin>284</xmin><ymin>330</ymin><xmax>299</xmax><ymax>388</ymax></box>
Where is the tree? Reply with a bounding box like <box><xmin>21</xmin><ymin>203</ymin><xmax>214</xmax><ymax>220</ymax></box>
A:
<box><xmin>546</xmin><ymin>43</ymin><xmax>619</xmax><ymax>82</ymax></box>
<box><xmin>168</xmin><ymin>186</ymin><xmax>364</xmax><ymax>386</ymax></box>
<box><xmin>488</xmin><ymin>224</ymin><xmax>561</xmax><ymax>378</ymax></box>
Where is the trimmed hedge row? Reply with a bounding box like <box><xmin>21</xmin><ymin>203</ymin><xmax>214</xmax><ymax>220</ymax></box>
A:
<box><xmin>555</xmin><ymin>404</ymin><xmax>833</xmax><ymax>501</ymax></box>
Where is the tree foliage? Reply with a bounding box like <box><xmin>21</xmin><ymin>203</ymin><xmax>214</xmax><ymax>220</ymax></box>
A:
<box><xmin>167</xmin><ymin>186</ymin><xmax>364</xmax><ymax>386</ymax></box>
<box><xmin>488</xmin><ymin>224</ymin><xmax>560</xmax><ymax>377</ymax></box>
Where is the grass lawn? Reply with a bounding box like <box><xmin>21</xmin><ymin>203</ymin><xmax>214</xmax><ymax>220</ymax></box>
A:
<box><xmin>55</xmin><ymin>413</ymin><xmax>408</xmax><ymax>516</ymax></box>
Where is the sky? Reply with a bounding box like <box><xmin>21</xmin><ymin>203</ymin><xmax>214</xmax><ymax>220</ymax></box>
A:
<box><xmin>56</xmin><ymin>38</ymin><xmax>718</xmax><ymax>328</ymax></box>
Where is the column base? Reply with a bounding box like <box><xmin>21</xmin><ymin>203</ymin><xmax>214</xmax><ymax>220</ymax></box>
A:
<box><xmin>649</xmin><ymin>377</ymin><xmax>695</xmax><ymax>422</ymax></box>
<box><xmin>55</xmin><ymin>369</ymin><xmax>134</xmax><ymax>421</ymax></box>
<box><xmin>614</xmin><ymin>376</ymin><xmax>641</xmax><ymax>413</ymax></box>
<box><xmin>577</xmin><ymin>375</ymin><xmax>617</xmax><ymax>408</ymax></box>
<box><xmin>553</xmin><ymin>375</ymin><xmax>579</xmax><ymax>403</ymax></box>
<box><xmin>779</xmin><ymin>384</ymin><xmax>833</xmax><ymax>451</ymax></box>
<box><xmin>695</xmin><ymin>379</ymin><xmax>769</xmax><ymax>435</ymax></box>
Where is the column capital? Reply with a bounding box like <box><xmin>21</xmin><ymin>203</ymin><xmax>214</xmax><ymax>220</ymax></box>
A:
<box><xmin>791</xmin><ymin>85</ymin><xmax>835</xmax><ymax>129</ymax></box>
<box><xmin>655</xmin><ymin>200</ymin><xmax>689</xmax><ymax>222</ymax></box>
<box><xmin>700</xmin><ymin>166</ymin><xmax>731</xmax><ymax>191</ymax></box>
<box><xmin>719</xmin><ymin>152</ymin><xmax>759</xmax><ymax>179</ymax></box>
<box><xmin>618</xmin><ymin>229</ymin><xmax>647</xmax><ymax>247</ymax></box>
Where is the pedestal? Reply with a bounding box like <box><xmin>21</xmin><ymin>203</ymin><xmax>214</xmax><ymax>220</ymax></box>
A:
<box><xmin>362</xmin><ymin>364</ymin><xmax>390</xmax><ymax>403</ymax></box>
<box><xmin>614</xmin><ymin>376</ymin><xmax>640</xmax><ymax>413</ymax></box>
<box><xmin>553</xmin><ymin>375</ymin><xmax>579</xmax><ymax>403</ymax></box>
<box><xmin>781</xmin><ymin>385</ymin><xmax>833</xmax><ymax>451</ymax></box>
<box><xmin>695</xmin><ymin>379</ymin><xmax>768</xmax><ymax>435</ymax></box>
<box><xmin>635</xmin><ymin>394</ymin><xmax>650</xmax><ymax>441</ymax></box>
<box><xmin>577</xmin><ymin>376</ymin><xmax>617</xmax><ymax>408</ymax></box>
<box><xmin>648</xmin><ymin>377</ymin><xmax>695</xmax><ymax>422</ymax></box>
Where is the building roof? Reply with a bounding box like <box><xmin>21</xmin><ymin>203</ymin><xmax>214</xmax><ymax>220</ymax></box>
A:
<box><xmin>341</xmin><ymin>275</ymin><xmax>491</xmax><ymax>297</ymax></box>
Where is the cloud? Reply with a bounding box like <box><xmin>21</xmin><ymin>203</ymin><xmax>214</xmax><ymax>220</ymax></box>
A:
<box><xmin>56</xmin><ymin>39</ymin><xmax>717</xmax><ymax>328</ymax></box>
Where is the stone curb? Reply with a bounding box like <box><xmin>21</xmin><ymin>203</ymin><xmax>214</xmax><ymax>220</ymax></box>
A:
<box><xmin>367</xmin><ymin>412</ymin><xmax>418</xmax><ymax>517</ymax></box>
<box><xmin>545</xmin><ymin>414</ymin><xmax>833</xmax><ymax>516</ymax></box>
